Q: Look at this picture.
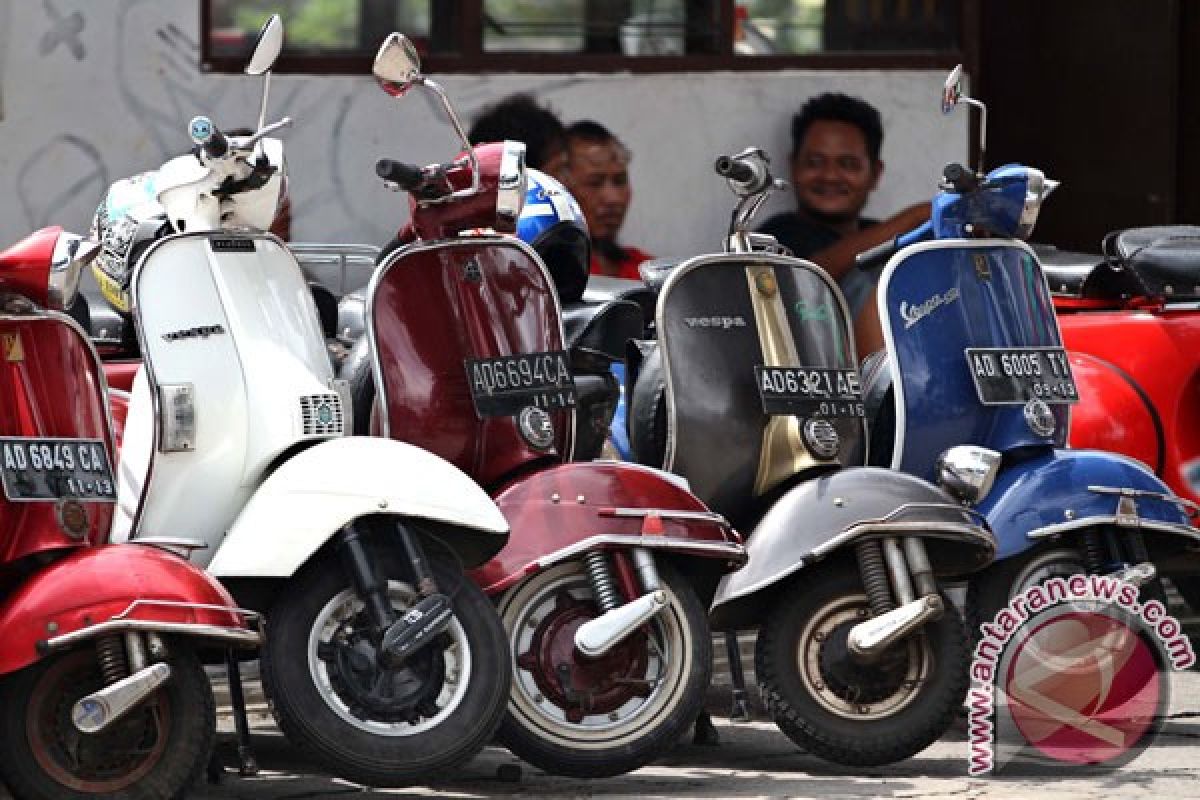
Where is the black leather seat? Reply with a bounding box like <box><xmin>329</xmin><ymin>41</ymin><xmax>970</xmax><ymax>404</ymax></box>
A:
<box><xmin>1103</xmin><ymin>226</ymin><xmax>1200</xmax><ymax>299</ymax></box>
<box><xmin>561</xmin><ymin>297</ymin><xmax>645</xmax><ymax>362</ymax></box>
<box><xmin>1035</xmin><ymin>244</ymin><xmax>1103</xmax><ymax>297</ymax></box>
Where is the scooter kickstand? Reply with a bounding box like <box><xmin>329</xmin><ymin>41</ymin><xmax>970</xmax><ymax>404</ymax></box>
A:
<box><xmin>225</xmin><ymin>649</ymin><xmax>259</xmax><ymax>777</ymax></box>
<box><xmin>724</xmin><ymin>631</ymin><xmax>752</xmax><ymax>723</ymax></box>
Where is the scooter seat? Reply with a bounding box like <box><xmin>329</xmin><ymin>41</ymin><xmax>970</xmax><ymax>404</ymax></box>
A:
<box><xmin>1104</xmin><ymin>225</ymin><xmax>1200</xmax><ymax>300</ymax></box>
<box><xmin>561</xmin><ymin>297</ymin><xmax>645</xmax><ymax>362</ymax></box>
<box><xmin>581</xmin><ymin>276</ymin><xmax>656</xmax><ymax>330</ymax></box>
<box><xmin>1036</xmin><ymin>245</ymin><xmax>1102</xmax><ymax>296</ymax></box>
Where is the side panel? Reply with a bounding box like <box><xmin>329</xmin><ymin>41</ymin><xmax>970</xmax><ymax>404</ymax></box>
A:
<box><xmin>880</xmin><ymin>240</ymin><xmax>1068</xmax><ymax>481</ymax></box>
<box><xmin>124</xmin><ymin>233</ymin><xmax>335</xmax><ymax>561</ymax></box>
<box><xmin>0</xmin><ymin>314</ymin><xmax>115</xmax><ymax>562</ymax></box>
<box><xmin>209</xmin><ymin>437</ymin><xmax>509</xmax><ymax>578</ymax></box>
<box><xmin>1060</xmin><ymin>309</ymin><xmax>1200</xmax><ymax>507</ymax></box>
<box><xmin>0</xmin><ymin>544</ymin><xmax>241</xmax><ymax>674</ymax></box>
<box><xmin>1067</xmin><ymin>352</ymin><xmax>1161</xmax><ymax>476</ymax></box>
<box><xmin>369</xmin><ymin>237</ymin><xmax>571</xmax><ymax>487</ymax></box>
<box><xmin>658</xmin><ymin>253</ymin><xmax>863</xmax><ymax>526</ymax></box>
<box><xmin>470</xmin><ymin>461</ymin><xmax>739</xmax><ymax>593</ymax></box>
<box><xmin>977</xmin><ymin>448</ymin><xmax>1197</xmax><ymax>560</ymax></box>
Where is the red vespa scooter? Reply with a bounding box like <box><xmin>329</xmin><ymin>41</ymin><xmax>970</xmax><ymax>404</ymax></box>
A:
<box><xmin>1040</xmin><ymin>228</ymin><xmax>1200</xmax><ymax>603</ymax></box>
<box><xmin>0</xmin><ymin>226</ymin><xmax>260</xmax><ymax>799</ymax></box>
<box><xmin>344</xmin><ymin>34</ymin><xmax>745</xmax><ymax>778</ymax></box>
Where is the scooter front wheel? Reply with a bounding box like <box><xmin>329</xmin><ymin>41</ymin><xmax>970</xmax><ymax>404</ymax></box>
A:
<box><xmin>261</xmin><ymin>549</ymin><xmax>510</xmax><ymax>787</ymax></box>
<box><xmin>496</xmin><ymin>560</ymin><xmax>710</xmax><ymax>777</ymax></box>
<box><xmin>0</xmin><ymin>643</ymin><xmax>214</xmax><ymax>800</ymax></box>
<box><xmin>756</xmin><ymin>567</ymin><xmax>968</xmax><ymax>766</ymax></box>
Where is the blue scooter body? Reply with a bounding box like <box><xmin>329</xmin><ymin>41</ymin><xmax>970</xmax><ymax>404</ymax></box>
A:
<box><xmin>879</xmin><ymin>168</ymin><xmax>1194</xmax><ymax>558</ymax></box>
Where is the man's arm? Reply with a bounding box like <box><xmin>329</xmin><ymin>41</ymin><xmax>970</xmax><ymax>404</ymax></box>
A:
<box><xmin>808</xmin><ymin>203</ymin><xmax>931</xmax><ymax>281</ymax></box>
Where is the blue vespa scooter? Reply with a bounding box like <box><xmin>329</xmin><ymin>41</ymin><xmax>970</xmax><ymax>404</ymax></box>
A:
<box><xmin>858</xmin><ymin>66</ymin><xmax>1200</xmax><ymax>623</ymax></box>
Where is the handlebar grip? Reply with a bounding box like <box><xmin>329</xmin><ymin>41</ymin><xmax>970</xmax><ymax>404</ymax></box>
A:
<box><xmin>942</xmin><ymin>162</ymin><xmax>978</xmax><ymax>193</ymax></box>
<box><xmin>714</xmin><ymin>155</ymin><xmax>756</xmax><ymax>184</ymax></box>
<box><xmin>855</xmin><ymin>237</ymin><xmax>900</xmax><ymax>270</ymax></box>
<box><xmin>188</xmin><ymin>116</ymin><xmax>228</xmax><ymax>160</ymax></box>
<box><xmin>376</xmin><ymin>159</ymin><xmax>425</xmax><ymax>190</ymax></box>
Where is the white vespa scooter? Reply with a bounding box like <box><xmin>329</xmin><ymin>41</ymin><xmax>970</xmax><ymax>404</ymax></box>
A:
<box><xmin>102</xmin><ymin>17</ymin><xmax>513</xmax><ymax>787</ymax></box>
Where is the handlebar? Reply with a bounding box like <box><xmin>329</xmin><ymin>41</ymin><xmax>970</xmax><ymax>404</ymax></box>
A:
<box><xmin>376</xmin><ymin>159</ymin><xmax>425</xmax><ymax>191</ymax></box>
<box><xmin>854</xmin><ymin>220</ymin><xmax>935</xmax><ymax>270</ymax></box>
<box><xmin>189</xmin><ymin>116</ymin><xmax>228</xmax><ymax>160</ymax></box>
<box><xmin>714</xmin><ymin>151</ymin><xmax>773</xmax><ymax>195</ymax></box>
<box><xmin>942</xmin><ymin>163</ymin><xmax>979</xmax><ymax>193</ymax></box>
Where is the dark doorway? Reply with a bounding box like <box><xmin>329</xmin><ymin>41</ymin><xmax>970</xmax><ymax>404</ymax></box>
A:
<box><xmin>979</xmin><ymin>0</ymin><xmax>1180</xmax><ymax>252</ymax></box>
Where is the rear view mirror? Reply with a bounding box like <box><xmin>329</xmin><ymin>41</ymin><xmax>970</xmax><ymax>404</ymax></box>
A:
<box><xmin>373</xmin><ymin>33</ymin><xmax>423</xmax><ymax>96</ymax></box>
<box><xmin>941</xmin><ymin>64</ymin><xmax>963</xmax><ymax>114</ymax></box>
<box><xmin>245</xmin><ymin>14</ymin><xmax>283</xmax><ymax>76</ymax></box>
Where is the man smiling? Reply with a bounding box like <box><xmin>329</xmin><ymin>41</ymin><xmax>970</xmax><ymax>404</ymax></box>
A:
<box><xmin>758</xmin><ymin>93</ymin><xmax>929</xmax><ymax>353</ymax></box>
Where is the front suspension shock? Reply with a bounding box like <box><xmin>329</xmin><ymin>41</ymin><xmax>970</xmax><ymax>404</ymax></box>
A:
<box><xmin>855</xmin><ymin>539</ymin><xmax>894</xmax><ymax>616</ymax></box>
<box><xmin>583</xmin><ymin>551</ymin><xmax>621</xmax><ymax>612</ymax></box>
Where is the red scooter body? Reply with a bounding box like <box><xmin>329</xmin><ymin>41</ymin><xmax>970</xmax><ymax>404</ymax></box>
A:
<box><xmin>1056</xmin><ymin>300</ymin><xmax>1200</xmax><ymax>508</ymax></box>
<box><xmin>0</xmin><ymin>227</ymin><xmax>259</xmax><ymax>797</ymax></box>
<box><xmin>360</xmin><ymin>87</ymin><xmax>741</xmax><ymax>770</ymax></box>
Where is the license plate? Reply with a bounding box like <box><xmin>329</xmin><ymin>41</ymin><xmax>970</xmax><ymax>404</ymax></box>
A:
<box><xmin>0</xmin><ymin>437</ymin><xmax>116</xmax><ymax>502</ymax></box>
<box><xmin>465</xmin><ymin>351</ymin><xmax>577</xmax><ymax>417</ymax></box>
<box><xmin>965</xmin><ymin>347</ymin><xmax>1079</xmax><ymax>405</ymax></box>
<box><xmin>754</xmin><ymin>366</ymin><xmax>866</xmax><ymax>418</ymax></box>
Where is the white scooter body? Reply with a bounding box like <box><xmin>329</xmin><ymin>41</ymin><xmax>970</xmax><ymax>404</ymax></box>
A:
<box><xmin>114</xmin><ymin>180</ymin><xmax>506</xmax><ymax>575</ymax></box>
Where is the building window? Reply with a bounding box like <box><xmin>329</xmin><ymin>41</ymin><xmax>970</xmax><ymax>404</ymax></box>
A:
<box><xmin>201</xmin><ymin>0</ymin><xmax>971</xmax><ymax>73</ymax></box>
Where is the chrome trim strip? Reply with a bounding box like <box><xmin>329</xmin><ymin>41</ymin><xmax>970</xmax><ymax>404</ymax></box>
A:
<box><xmin>43</xmin><ymin>620</ymin><xmax>261</xmax><ymax>652</ymax></box>
<box><xmin>1027</xmin><ymin>516</ymin><xmax>1200</xmax><ymax>542</ymax></box>
<box><xmin>1087</xmin><ymin>484</ymin><xmax>1200</xmax><ymax>516</ymax></box>
<box><xmin>533</xmin><ymin>534</ymin><xmax>747</xmax><ymax>572</ymax></box>
<box><xmin>366</xmin><ymin>234</ymin><xmax>577</xmax><ymax>457</ymax></box>
<box><xmin>597</xmin><ymin>507</ymin><xmax>731</xmax><ymax>527</ymax></box>
<box><xmin>111</xmin><ymin>598</ymin><xmax>262</xmax><ymax>623</ymax></box>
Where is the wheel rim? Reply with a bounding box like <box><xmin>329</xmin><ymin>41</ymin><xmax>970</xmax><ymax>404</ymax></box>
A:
<box><xmin>1008</xmin><ymin>548</ymin><xmax>1084</xmax><ymax>598</ymax></box>
<box><xmin>502</xmin><ymin>563</ymin><xmax>692</xmax><ymax>748</ymax></box>
<box><xmin>26</xmin><ymin>649</ymin><xmax>169</xmax><ymax>793</ymax></box>
<box><xmin>306</xmin><ymin>580</ymin><xmax>471</xmax><ymax>736</ymax></box>
<box><xmin>795</xmin><ymin>591</ymin><xmax>931</xmax><ymax>721</ymax></box>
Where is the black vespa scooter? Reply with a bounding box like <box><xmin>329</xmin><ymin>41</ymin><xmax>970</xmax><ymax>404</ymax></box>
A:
<box><xmin>627</xmin><ymin>149</ymin><xmax>996</xmax><ymax>766</ymax></box>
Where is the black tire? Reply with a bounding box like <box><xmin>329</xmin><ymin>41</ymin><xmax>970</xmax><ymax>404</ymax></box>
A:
<box><xmin>628</xmin><ymin>345</ymin><xmax>668</xmax><ymax>468</ymax></box>
<box><xmin>755</xmin><ymin>567</ymin><xmax>968</xmax><ymax>766</ymax></box>
<box><xmin>341</xmin><ymin>335</ymin><xmax>377</xmax><ymax>435</ymax></box>
<box><xmin>967</xmin><ymin>540</ymin><xmax>1167</xmax><ymax>637</ymax></box>
<box><xmin>261</xmin><ymin>548</ymin><xmax>511</xmax><ymax>787</ymax></box>
<box><xmin>497</xmin><ymin>560</ymin><xmax>710</xmax><ymax>777</ymax></box>
<box><xmin>0</xmin><ymin>644</ymin><xmax>214</xmax><ymax>800</ymax></box>
<box><xmin>966</xmin><ymin>544</ymin><xmax>1086</xmax><ymax>637</ymax></box>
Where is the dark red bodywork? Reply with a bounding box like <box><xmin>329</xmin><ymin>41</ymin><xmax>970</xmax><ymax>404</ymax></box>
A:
<box><xmin>371</xmin><ymin>143</ymin><xmax>743</xmax><ymax>591</ymax></box>
<box><xmin>0</xmin><ymin>544</ymin><xmax>245</xmax><ymax>674</ymax></box>
<box><xmin>1058</xmin><ymin>301</ymin><xmax>1200</xmax><ymax>507</ymax></box>
<box><xmin>0</xmin><ymin>314</ymin><xmax>115</xmax><ymax>563</ymax></box>
<box><xmin>0</xmin><ymin>226</ymin><xmax>57</xmax><ymax>308</ymax></box>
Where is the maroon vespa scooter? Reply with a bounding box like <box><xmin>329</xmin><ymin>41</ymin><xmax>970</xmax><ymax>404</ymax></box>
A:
<box><xmin>341</xmin><ymin>34</ymin><xmax>745</xmax><ymax>778</ymax></box>
<box><xmin>0</xmin><ymin>226</ymin><xmax>260</xmax><ymax>799</ymax></box>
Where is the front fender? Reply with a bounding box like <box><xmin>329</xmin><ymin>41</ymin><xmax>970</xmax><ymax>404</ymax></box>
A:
<box><xmin>709</xmin><ymin>468</ymin><xmax>993</xmax><ymax>630</ymax></box>
<box><xmin>978</xmin><ymin>448</ymin><xmax>1199</xmax><ymax>561</ymax></box>
<box><xmin>0</xmin><ymin>545</ymin><xmax>250</xmax><ymax>675</ymax></box>
<box><xmin>470</xmin><ymin>461</ymin><xmax>743</xmax><ymax>595</ymax></box>
<box><xmin>209</xmin><ymin>437</ymin><xmax>508</xmax><ymax>578</ymax></box>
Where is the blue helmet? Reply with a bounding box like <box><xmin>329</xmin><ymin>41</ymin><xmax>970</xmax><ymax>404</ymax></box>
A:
<box><xmin>517</xmin><ymin>169</ymin><xmax>590</xmax><ymax>302</ymax></box>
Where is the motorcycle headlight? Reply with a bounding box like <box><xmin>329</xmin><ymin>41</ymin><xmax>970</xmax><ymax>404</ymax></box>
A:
<box><xmin>935</xmin><ymin>445</ymin><xmax>1002</xmax><ymax>505</ymax></box>
<box><xmin>48</xmin><ymin>233</ymin><xmax>99</xmax><ymax>311</ymax></box>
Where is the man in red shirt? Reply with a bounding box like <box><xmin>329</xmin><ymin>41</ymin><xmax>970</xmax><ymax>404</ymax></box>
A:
<box><xmin>563</xmin><ymin>121</ymin><xmax>652</xmax><ymax>279</ymax></box>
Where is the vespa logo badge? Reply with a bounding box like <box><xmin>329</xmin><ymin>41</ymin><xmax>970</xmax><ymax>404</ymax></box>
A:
<box><xmin>463</xmin><ymin>258</ymin><xmax>483</xmax><ymax>284</ymax></box>
<box><xmin>162</xmin><ymin>324</ymin><xmax>227</xmax><ymax>342</ymax></box>
<box><xmin>794</xmin><ymin>300</ymin><xmax>833</xmax><ymax>322</ymax></box>
<box><xmin>2</xmin><ymin>333</ymin><xmax>23</xmax><ymax>362</ymax></box>
<box><xmin>899</xmin><ymin>287</ymin><xmax>961</xmax><ymax>329</ymax></box>
<box><xmin>684</xmin><ymin>316</ymin><xmax>747</xmax><ymax>330</ymax></box>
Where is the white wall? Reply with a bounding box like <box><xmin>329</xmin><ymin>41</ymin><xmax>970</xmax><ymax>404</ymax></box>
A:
<box><xmin>0</xmin><ymin>0</ymin><xmax>966</xmax><ymax>258</ymax></box>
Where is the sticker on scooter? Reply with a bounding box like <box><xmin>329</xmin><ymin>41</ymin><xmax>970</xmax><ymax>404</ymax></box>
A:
<box><xmin>964</xmin><ymin>346</ymin><xmax>1079</xmax><ymax>405</ymax></box>
<box><xmin>0</xmin><ymin>436</ymin><xmax>116</xmax><ymax>502</ymax></box>
<box><xmin>754</xmin><ymin>365</ymin><xmax>865</xmax><ymax>418</ymax></box>
<box><xmin>2</xmin><ymin>332</ymin><xmax>23</xmax><ymax>362</ymax></box>
<box><xmin>210</xmin><ymin>238</ymin><xmax>256</xmax><ymax>253</ymax></box>
<box><xmin>464</xmin><ymin>350</ymin><xmax>576</xmax><ymax>417</ymax></box>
